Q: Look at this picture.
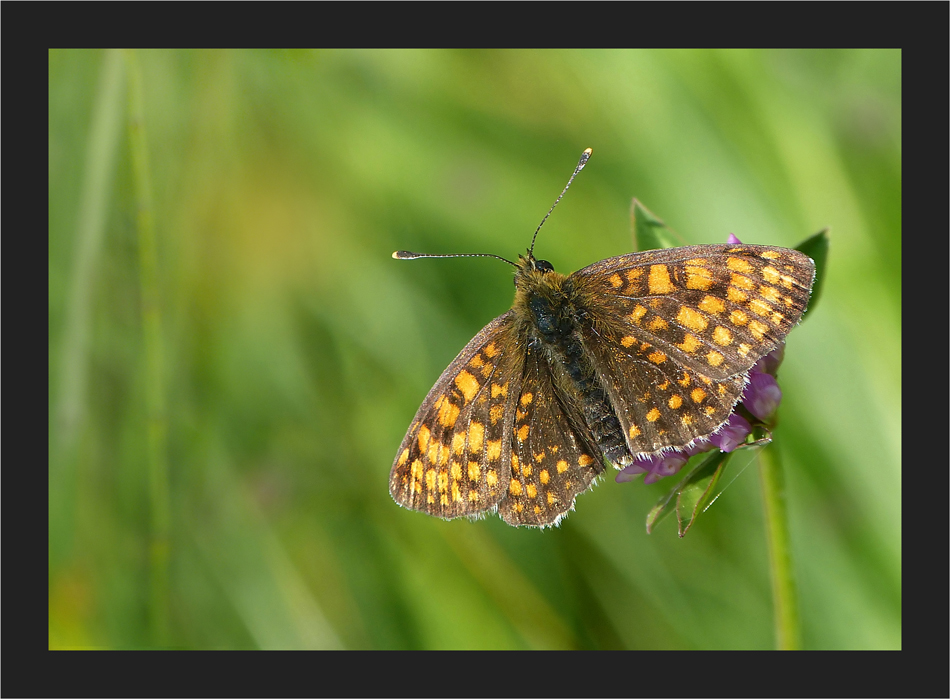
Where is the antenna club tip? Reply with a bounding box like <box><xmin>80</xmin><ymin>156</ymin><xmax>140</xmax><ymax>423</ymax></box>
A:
<box><xmin>577</xmin><ymin>148</ymin><xmax>592</xmax><ymax>170</ymax></box>
<box><xmin>393</xmin><ymin>250</ymin><xmax>415</xmax><ymax>260</ymax></box>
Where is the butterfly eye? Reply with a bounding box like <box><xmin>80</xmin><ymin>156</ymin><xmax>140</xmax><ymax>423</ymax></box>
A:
<box><xmin>534</xmin><ymin>259</ymin><xmax>554</xmax><ymax>273</ymax></box>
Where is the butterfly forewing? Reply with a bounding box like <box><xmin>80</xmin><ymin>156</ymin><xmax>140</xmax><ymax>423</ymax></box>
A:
<box><xmin>390</xmin><ymin>313</ymin><xmax>523</xmax><ymax>519</ymax></box>
<box><xmin>572</xmin><ymin>243</ymin><xmax>814</xmax><ymax>455</ymax></box>
<box><xmin>498</xmin><ymin>344</ymin><xmax>604</xmax><ymax>527</ymax></box>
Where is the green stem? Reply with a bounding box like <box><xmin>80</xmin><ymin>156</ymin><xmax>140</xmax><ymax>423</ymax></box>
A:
<box><xmin>55</xmin><ymin>49</ymin><xmax>125</xmax><ymax>462</ymax></box>
<box><xmin>759</xmin><ymin>444</ymin><xmax>801</xmax><ymax>649</ymax></box>
<box><xmin>125</xmin><ymin>50</ymin><xmax>171</xmax><ymax>647</ymax></box>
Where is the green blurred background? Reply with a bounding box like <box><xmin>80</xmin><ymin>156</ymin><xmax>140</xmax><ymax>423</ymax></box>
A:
<box><xmin>49</xmin><ymin>49</ymin><xmax>900</xmax><ymax>649</ymax></box>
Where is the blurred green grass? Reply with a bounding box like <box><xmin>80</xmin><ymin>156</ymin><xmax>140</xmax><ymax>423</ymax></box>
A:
<box><xmin>49</xmin><ymin>49</ymin><xmax>900</xmax><ymax>649</ymax></box>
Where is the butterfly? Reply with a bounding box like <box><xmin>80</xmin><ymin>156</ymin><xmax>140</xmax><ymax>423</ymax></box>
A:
<box><xmin>389</xmin><ymin>149</ymin><xmax>815</xmax><ymax>527</ymax></box>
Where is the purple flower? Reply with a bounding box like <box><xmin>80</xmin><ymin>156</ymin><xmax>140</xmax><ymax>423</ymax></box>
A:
<box><xmin>617</xmin><ymin>451</ymin><xmax>691</xmax><ymax>485</ymax></box>
<box><xmin>743</xmin><ymin>370</ymin><xmax>782</xmax><ymax>422</ymax></box>
<box><xmin>757</xmin><ymin>343</ymin><xmax>784</xmax><ymax>376</ymax></box>
<box><xmin>707</xmin><ymin>412</ymin><xmax>753</xmax><ymax>453</ymax></box>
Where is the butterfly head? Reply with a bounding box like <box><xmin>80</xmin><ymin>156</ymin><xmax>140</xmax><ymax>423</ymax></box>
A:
<box><xmin>531</xmin><ymin>257</ymin><xmax>555</xmax><ymax>274</ymax></box>
<box><xmin>516</xmin><ymin>252</ymin><xmax>555</xmax><ymax>275</ymax></box>
<box><xmin>514</xmin><ymin>252</ymin><xmax>563</xmax><ymax>288</ymax></box>
<box><xmin>512</xmin><ymin>251</ymin><xmax>571</xmax><ymax>330</ymax></box>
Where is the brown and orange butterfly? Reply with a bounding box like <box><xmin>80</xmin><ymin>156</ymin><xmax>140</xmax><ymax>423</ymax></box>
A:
<box><xmin>390</xmin><ymin>149</ymin><xmax>814</xmax><ymax>527</ymax></box>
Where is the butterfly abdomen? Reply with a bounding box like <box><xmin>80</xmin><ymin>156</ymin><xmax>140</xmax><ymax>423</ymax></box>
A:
<box><xmin>515</xmin><ymin>264</ymin><xmax>633</xmax><ymax>469</ymax></box>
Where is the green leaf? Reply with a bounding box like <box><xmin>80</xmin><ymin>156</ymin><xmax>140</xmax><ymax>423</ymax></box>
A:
<box><xmin>795</xmin><ymin>228</ymin><xmax>829</xmax><ymax>320</ymax></box>
<box><xmin>748</xmin><ymin>424</ymin><xmax>774</xmax><ymax>447</ymax></box>
<box><xmin>646</xmin><ymin>450</ymin><xmax>731</xmax><ymax>536</ymax></box>
<box><xmin>631</xmin><ymin>198</ymin><xmax>678</xmax><ymax>251</ymax></box>
<box><xmin>675</xmin><ymin>452</ymin><xmax>730</xmax><ymax>537</ymax></box>
<box><xmin>675</xmin><ymin>451</ymin><xmax>732</xmax><ymax>537</ymax></box>
<box><xmin>645</xmin><ymin>477</ymin><xmax>679</xmax><ymax>534</ymax></box>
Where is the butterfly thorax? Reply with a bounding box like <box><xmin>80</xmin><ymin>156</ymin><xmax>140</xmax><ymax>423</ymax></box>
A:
<box><xmin>512</xmin><ymin>255</ymin><xmax>634</xmax><ymax>468</ymax></box>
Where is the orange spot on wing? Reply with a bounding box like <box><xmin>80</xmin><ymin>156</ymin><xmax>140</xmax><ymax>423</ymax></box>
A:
<box><xmin>454</xmin><ymin>370</ymin><xmax>480</xmax><ymax>403</ymax></box>
<box><xmin>648</xmin><ymin>265</ymin><xmax>674</xmax><ymax>294</ymax></box>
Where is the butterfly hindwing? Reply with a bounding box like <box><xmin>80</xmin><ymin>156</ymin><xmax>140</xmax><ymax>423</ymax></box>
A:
<box><xmin>498</xmin><ymin>343</ymin><xmax>604</xmax><ymax>527</ymax></box>
<box><xmin>581</xmin><ymin>333</ymin><xmax>747</xmax><ymax>456</ymax></box>
<box><xmin>571</xmin><ymin>243</ymin><xmax>814</xmax><ymax>455</ymax></box>
<box><xmin>390</xmin><ymin>312</ymin><xmax>523</xmax><ymax>520</ymax></box>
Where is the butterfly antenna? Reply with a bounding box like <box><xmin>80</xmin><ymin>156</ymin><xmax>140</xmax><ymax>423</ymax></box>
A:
<box><xmin>527</xmin><ymin>147</ymin><xmax>592</xmax><ymax>258</ymax></box>
<box><xmin>392</xmin><ymin>250</ymin><xmax>517</xmax><ymax>267</ymax></box>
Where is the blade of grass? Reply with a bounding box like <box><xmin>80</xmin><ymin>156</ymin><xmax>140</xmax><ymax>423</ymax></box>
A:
<box><xmin>125</xmin><ymin>50</ymin><xmax>171</xmax><ymax>647</ymax></box>
<box><xmin>54</xmin><ymin>50</ymin><xmax>125</xmax><ymax>463</ymax></box>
